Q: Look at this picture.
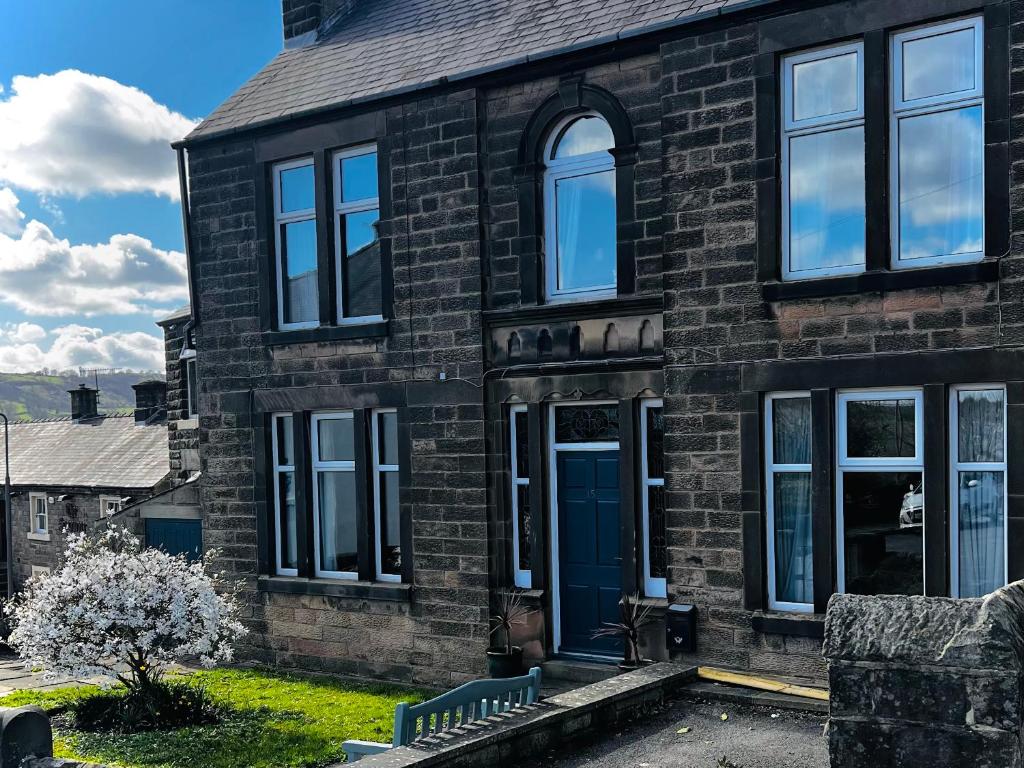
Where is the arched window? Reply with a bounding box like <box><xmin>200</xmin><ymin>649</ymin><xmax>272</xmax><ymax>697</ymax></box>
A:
<box><xmin>543</xmin><ymin>113</ymin><xmax>617</xmax><ymax>301</ymax></box>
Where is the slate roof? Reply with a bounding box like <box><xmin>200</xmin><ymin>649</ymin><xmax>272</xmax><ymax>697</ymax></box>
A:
<box><xmin>6</xmin><ymin>413</ymin><xmax>170</xmax><ymax>491</ymax></box>
<box><xmin>183</xmin><ymin>0</ymin><xmax>777</xmax><ymax>143</ymax></box>
<box><xmin>157</xmin><ymin>304</ymin><xmax>191</xmax><ymax>327</ymax></box>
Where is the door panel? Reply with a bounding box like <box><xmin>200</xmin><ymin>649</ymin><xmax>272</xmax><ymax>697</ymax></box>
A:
<box><xmin>145</xmin><ymin>518</ymin><xmax>202</xmax><ymax>561</ymax></box>
<box><xmin>557</xmin><ymin>450</ymin><xmax>622</xmax><ymax>657</ymax></box>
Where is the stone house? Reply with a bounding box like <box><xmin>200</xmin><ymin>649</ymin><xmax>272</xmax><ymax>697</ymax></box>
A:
<box><xmin>173</xmin><ymin>0</ymin><xmax>1024</xmax><ymax>686</ymax></box>
<box><xmin>5</xmin><ymin>383</ymin><xmax>172</xmax><ymax>587</ymax></box>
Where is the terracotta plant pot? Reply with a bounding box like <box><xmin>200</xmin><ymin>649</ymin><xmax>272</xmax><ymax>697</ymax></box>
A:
<box><xmin>486</xmin><ymin>646</ymin><xmax>524</xmax><ymax>678</ymax></box>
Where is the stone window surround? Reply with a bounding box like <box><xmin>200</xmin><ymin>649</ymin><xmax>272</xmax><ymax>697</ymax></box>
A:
<box><xmin>98</xmin><ymin>495</ymin><xmax>123</xmax><ymax>518</ymax></box>
<box><xmin>253</xmin><ymin>110</ymin><xmax>393</xmax><ymax>346</ymax></box>
<box><xmin>492</xmin><ymin>368</ymin><xmax>664</xmax><ymax>607</ymax></box>
<box><xmin>755</xmin><ymin>0</ymin><xmax>1010</xmax><ymax>302</ymax></box>
<box><xmin>514</xmin><ymin>77</ymin><xmax>639</xmax><ymax>307</ymax></box>
<box><xmin>27</xmin><ymin>492</ymin><xmax>49</xmax><ymax>541</ymax></box>
<box><xmin>739</xmin><ymin>347</ymin><xmax>1024</xmax><ymax>629</ymax></box>
<box><xmin>259</xmin><ymin>402</ymin><xmax>413</xmax><ymax>594</ymax></box>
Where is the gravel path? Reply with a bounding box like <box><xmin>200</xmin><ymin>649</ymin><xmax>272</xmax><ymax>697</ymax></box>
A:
<box><xmin>534</xmin><ymin>696</ymin><xmax>828</xmax><ymax>768</ymax></box>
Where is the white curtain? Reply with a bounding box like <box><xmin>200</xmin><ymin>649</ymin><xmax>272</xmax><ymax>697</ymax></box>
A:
<box><xmin>959</xmin><ymin>472</ymin><xmax>1005</xmax><ymax>598</ymax></box>
<box><xmin>774</xmin><ymin>474</ymin><xmax>813</xmax><ymax>604</ymax></box>
<box><xmin>772</xmin><ymin>398</ymin><xmax>812</xmax><ymax>604</ymax></box>
<box><xmin>318</xmin><ymin>471</ymin><xmax>356</xmax><ymax>572</ymax></box>
<box><xmin>557</xmin><ymin>177</ymin><xmax>583</xmax><ymax>290</ymax></box>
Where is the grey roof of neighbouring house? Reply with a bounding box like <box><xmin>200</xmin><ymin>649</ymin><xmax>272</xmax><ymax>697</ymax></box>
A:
<box><xmin>182</xmin><ymin>0</ymin><xmax>777</xmax><ymax>144</ymax></box>
<box><xmin>6</xmin><ymin>413</ymin><xmax>170</xmax><ymax>491</ymax></box>
<box><xmin>156</xmin><ymin>304</ymin><xmax>191</xmax><ymax>327</ymax></box>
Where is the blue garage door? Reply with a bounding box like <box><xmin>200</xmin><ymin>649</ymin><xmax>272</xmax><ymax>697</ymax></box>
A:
<box><xmin>145</xmin><ymin>519</ymin><xmax>202</xmax><ymax>561</ymax></box>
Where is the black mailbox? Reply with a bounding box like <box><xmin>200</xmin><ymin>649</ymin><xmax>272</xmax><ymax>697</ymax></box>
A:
<box><xmin>666</xmin><ymin>604</ymin><xmax>697</xmax><ymax>653</ymax></box>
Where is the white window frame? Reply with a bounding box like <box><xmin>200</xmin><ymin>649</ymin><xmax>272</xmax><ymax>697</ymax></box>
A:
<box><xmin>372</xmin><ymin>408</ymin><xmax>401</xmax><ymax>583</ymax></box>
<box><xmin>764</xmin><ymin>392</ymin><xmax>814</xmax><ymax>613</ymax></box>
<box><xmin>509</xmin><ymin>404</ymin><xmax>532</xmax><ymax>588</ymax></box>
<box><xmin>639</xmin><ymin>399</ymin><xmax>667</xmax><ymax>599</ymax></box>
<box><xmin>543</xmin><ymin>112</ymin><xmax>617</xmax><ymax>303</ymax></box>
<box><xmin>183</xmin><ymin>354</ymin><xmax>198</xmax><ymax>419</ymax></box>
<box><xmin>28</xmin><ymin>492</ymin><xmax>49</xmax><ymax>539</ymax></box>
<box><xmin>949</xmin><ymin>384</ymin><xmax>1007</xmax><ymax>597</ymax></box>
<box><xmin>835</xmin><ymin>388</ymin><xmax>924</xmax><ymax>593</ymax></box>
<box><xmin>333</xmin><ymin>144</ymin><xmax>383</xmax><ymax>325</ymax></box>
<box><xmin>273</xmin><ymin>157</ymin><xmax>319</xmax><ymax>331</ymax></box>
<box><xmin>99</xmin><ymin>495</ymin><xmax>123</xmax><ymax>518</ymax></box>
<box><xmin>890</xmin><ymin>16</ymin><xmax>985</xmax><ymax>269</ymax></box>
<box><xmin>781</xmin><ymin>41</ymin><xmax>866</xmax><ymax>281</ymax></box>
<box><xmin>310</xmin><ymin>411</ymin><xmax>358</xmax><ymax>580</ymax></box>
<box><xmin>271</xmin><ymin>413</ymin><xmax>298</xmax><ymax>577</ymax></box>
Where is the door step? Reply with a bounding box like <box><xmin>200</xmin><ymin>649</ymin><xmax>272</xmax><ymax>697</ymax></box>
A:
<box><xmin>541</xmin><ymin>658</ymin><xmax>620</xmax><ymax>694</ymax></box>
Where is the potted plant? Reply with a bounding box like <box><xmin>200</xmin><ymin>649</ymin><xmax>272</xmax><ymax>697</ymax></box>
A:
<box><xmin>487</xmin><ymin>588</ymin><xmax>532</xmax><ymax>678</ymax></box>
<box><xmin>592</xmin><ymin>592</ymin><xmax>655</xmax><ymax>670</ymax></box>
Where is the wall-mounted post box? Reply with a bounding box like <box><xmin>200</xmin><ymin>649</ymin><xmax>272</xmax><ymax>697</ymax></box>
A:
<box><xmin>666</xmin><ymin>604</ymin><xmax>697</xmax><ymax>653</ymax></box>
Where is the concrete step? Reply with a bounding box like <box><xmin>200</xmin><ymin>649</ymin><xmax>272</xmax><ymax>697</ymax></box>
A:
<box><xmin>540</xmin><ymin>659</ymin><xmax>618</xmax><ymax>696</ymax></box>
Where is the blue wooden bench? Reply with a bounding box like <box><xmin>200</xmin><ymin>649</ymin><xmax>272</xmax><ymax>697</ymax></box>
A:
<box><xmin>343</xmin><ymin>667</ymin><xmax>542</xmax><ymax>762</ymax></box>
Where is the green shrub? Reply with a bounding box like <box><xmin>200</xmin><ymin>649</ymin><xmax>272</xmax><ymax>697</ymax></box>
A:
<box><xmin>68</xmin><ymin>680</ymin><xmax>222</xmax><ymax>733</ymax></box>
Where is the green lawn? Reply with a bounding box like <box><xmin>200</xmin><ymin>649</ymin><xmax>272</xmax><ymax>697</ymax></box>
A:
<box><xmin>3</xmin><ymin>668</ymin><xmax>431</xmax><ymax>768</ymax></box>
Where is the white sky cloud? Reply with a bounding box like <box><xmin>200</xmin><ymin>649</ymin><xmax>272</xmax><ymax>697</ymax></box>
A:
<box><xmin>0</xmin><ymin>186</ymin><xmax>24</xmax><ymax>235</ymax></box>
<box><xmin>0</xmin><ymin>324</ymin><xmax>164</xmax><ymax>373</ymax></box>
<box><xmin>0</xmin><ymin>70</ymin><xmax>197</xmax><ymax>199</ymax></box>
<box><xmin>0</xmin><ymin>322</ymin><xmax>47</xmax><ymax>343</ymax></box>
<box><xmin>0</xmin><ymin>217</ymin><xmax>189</xmax><ymax>318</ymax></box>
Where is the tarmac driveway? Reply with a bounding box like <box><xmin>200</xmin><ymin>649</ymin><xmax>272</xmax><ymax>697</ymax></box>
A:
<box><xmin>537</xmin><ymin>696</ymin><xmax>828</xmax><ymax>768</ymax></box>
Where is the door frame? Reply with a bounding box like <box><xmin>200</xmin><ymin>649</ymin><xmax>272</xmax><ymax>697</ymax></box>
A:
<box><xmin>547</xmin><ymin>400</ymin><xmax>620</xmax><ymax>657</ymax></box>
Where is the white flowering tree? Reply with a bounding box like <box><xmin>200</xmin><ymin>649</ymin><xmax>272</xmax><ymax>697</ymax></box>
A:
<box><xmin>5</xmin><ymin>527</ymin><xmax>246</xmax><ymax>703</ymax></box>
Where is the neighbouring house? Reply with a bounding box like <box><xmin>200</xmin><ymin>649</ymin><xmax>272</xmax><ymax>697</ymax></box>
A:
<box><xmin>172</xmin><ymin>0</ymin><xmax>1024</xmax><ymax>686</ymax></box>
<box><xmin>104</xmin><ymin>306</ymin><xmax>205</xmax><ymax>560</ymax></box>
<box><xmin>4</xmin><ymin>383</ymin><xmax>172</xmax><ymax>588</ymax></box>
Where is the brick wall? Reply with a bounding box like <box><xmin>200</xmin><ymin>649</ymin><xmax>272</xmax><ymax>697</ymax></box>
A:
<box><xmin>658</xmin><ymin>4</ymin><xmax>1024</xmax><ymax>680</ymax></box>
<box><xmin>282</xmin><ymin>0</ymin><xmax>322</xmax><ymax>42</ymax></box>
<box><xmin>161</xmin><ymin>318</ymin><xmax>200</xmax><ymax>481</ymax></box>
<box><xmin>187</xmin><ymin>89</ymin><xmax>490</xmax><ymax>686</ymax></box>
<box><xmin>483</xmin><ymin>53</ymin><xmax>665</xmax><ymax>310</ymax></box>
<box><xmin>11</xmin><ymin>491</ymin><xmax>122</xmax><ymax>584</ymax></box>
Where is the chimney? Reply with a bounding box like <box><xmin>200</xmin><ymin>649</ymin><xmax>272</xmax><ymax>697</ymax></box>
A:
<box><xmin>69</xmin><ymin>385</ymin><xmax>99</xmax><ymax>421</ymax></box>
<box><xmin>283</xmin><ymin>0</ymin><xmax>355</xmax><ymax>48</ymax></box>
<box><xmin>282</xmin><ymin>1</ymin><xmax>322</xmax><ymax>47</ymax></box>
<box><xmin>132</xmin><ymin>380</ymin><xmax>168</xmax><ymax>424</ymax></box>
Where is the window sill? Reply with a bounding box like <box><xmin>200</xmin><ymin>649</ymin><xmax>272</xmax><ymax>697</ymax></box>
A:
<box><xmin>27</xmin><ymin>532</ymin><xmax>51</xmax><ymax>542</ymax></box>
<box><xmin>762</xmin><ymin>261</ymin><xmax>999</xmax><ymax>302</ymax></box>
<box><xmin>483</xmin><ymin>294</ymin><xmax>663</xmax><ymax>326</ymax></box>
<box><xmin>262</xmin><ymin>320</ymin><xmax>389</xmax><ymax>347</ymax></box>
<box><xmin>257</xmin><ymin>575</ymin><xmax>411</xmax><ymax>602</ymax></box>
<box><xmin>751</xmin><ymin>611</ymin><xmax>824</xmax><ymax>639</ymax></box>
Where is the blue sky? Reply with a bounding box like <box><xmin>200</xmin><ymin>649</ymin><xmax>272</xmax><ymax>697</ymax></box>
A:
<box><xmin>0</xmin><ymin>1</ymin><xmax>280</xmax><ymax>372</ymax></box>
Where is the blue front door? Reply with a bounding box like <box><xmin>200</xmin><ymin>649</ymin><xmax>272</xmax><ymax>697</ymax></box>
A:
<box><xmin>145</xmin><ymin>518</ymin><xmax>202</xmax><ymax>561</ymax></box>
<box><xmin>557</xmin><ymin>451</ymin><xmax>622</xmax><ymax>657</ymax></box>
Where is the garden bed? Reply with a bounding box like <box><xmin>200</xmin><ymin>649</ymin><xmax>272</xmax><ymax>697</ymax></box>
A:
<box><xmin>2</xmin><ymin>667</ymin><xmax>431</xmax><ymax>768</ymax></box>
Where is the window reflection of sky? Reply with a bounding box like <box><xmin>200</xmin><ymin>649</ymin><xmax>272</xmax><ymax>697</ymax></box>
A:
<box><xmin>280</xmin><ymin>164</ymin><xmax>314</xmax><ymax>213</ymax></box>
<box><xmin>554</xmin><ymin>116</ymin><xmax>614</xmax><ymax>158</ymax></box>
<box><xmin>555</xmin><ymin>170</ymin><xmax>616</xmax><ymax>292</ymax></box>
<box><xmin>902</xmin><ymin>28</ymin><xmax>976</xmax><ymax>102</ymax></box>
<box><xmin>898</xmin><ymin>107</ymin><xmax>983</xmax><ymax>261</ymax></box>
<box><xmin>788</xmin><ymin>126</ymin><xmax>866</xmax><ymax>272</ymax></box>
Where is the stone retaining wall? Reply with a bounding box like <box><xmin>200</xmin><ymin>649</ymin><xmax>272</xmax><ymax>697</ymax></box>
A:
<box><xmin>330</xmin><ymin>663</ymin><xmax>696</xmax><ymax>767</ymax></box>
<box><xmin>823</xmin><ymin>582</ymin><xmax>1024</xmax><ymax>768</ymax></box>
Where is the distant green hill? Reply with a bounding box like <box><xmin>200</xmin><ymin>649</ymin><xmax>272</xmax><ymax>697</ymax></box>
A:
<box><xmin>0</xmin><ymin>371</ymin><xmax>163</xmax><ymax>422</ymax></box>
